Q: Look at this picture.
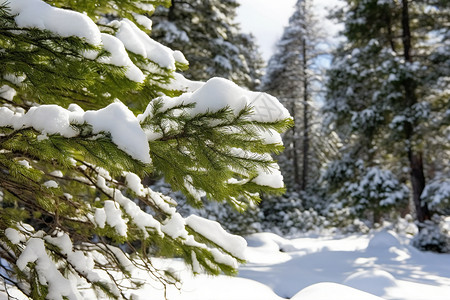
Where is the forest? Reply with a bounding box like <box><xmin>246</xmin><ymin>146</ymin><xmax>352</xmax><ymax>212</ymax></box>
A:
<box><xmin>0</xmin><ymin>0</ymin><xmax>449</xmax><ymax>299</ymax></box>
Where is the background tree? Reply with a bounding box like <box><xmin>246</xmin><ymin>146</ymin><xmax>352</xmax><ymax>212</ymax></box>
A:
<box><xmin>261</xmin><ymin>0</ymin><xmax>333</xmax><ymax>198</ymax></box>
<box><xmin>151</xmin><ymin>0</ymin><xmax>264</xmax><ymax>88</ymax></box>
<box><xmin>0</xmin><ymin>0</ymin><xmax>292</xmax><ymax>298</ymax></box>
<box><xmin>253</xmin><ymin>0</ymin><xmax>338</xmax><ymax>235</ymax></box>
<box><xmin>323</xmin><ymin>0</ymin><xmax>450</xmax><ymax>224</ymax></box>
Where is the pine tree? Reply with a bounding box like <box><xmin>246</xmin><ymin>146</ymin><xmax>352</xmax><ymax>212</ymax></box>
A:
<box><xmin>0</xmin><ymin>0</ymin><xmax>292</xmax><ymax>298</ymax></box>
<box><xmin>323</xmin><ymin>0</ymin><xmax>449</xmax><ymax>224</ymax></box>
<box><xmin>261</xmin><ymin>0</ymin><xmax>332</xmax><ymax>196</ymax></box>
<box><xmin>255</xmin><ymin>0</ymin><xmax>338</xmax><ymax>234</ymax></box>
<box><xmin>151</xmin><ymin>0</ymin><xmax>264</xmax><ymax>88</ymax></box>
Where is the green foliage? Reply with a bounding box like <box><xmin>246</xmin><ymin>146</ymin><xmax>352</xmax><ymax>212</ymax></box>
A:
<box><xmin>323</xmin><ymin>0</ymin><xmax>450</xmax><ymax>224</ymax></box>
<box><xmin>144</xmin><ymin>102</ymin><xmax>290</xmax><ymax>207</ymax></box>
<box><xmin>151</xmin><ymin>0</ymin><xmax>264</xmax><ymax>88</ymax></box>
<box><xmin>0</xmin><ymin>1</ymin><xmax>291</xmax><ymax>299</ymax></box>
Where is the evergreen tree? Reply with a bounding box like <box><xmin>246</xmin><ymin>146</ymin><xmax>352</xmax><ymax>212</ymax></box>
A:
<box><xmin>323</xmin><ymin>0</ymin><xmax>449</xmax><ymax>224</ymax></box>
<box><xmin>262</xmin><ymin>0</ymin><xmax>332</xmax><ymax>196</ymax></box>
<box><xmin>151</xmin><ymin>0</ymin><xmax>264</xmax><ymax>88</ymax></box>
<box><xmin>0</xmin><ymin>0</ymin><xmax>292</xmax><ymax>298</ymax></box>
<box><xmin>255</xmin><ymin>0</ymin><xmax>338</xmax><ymax>235</ymax></box>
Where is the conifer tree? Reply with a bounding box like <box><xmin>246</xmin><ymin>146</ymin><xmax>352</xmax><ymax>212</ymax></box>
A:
<box><xmin>151</xmin><ymin>0</ymin><xmax>264</xmax><ymax>88</ymax></box>
<box><xmin>262</xmin><ymin>0</ymin><xmax>331</xmax><ymax>195</ymax></box>
<box><xmin>0</xmin><ymin>0</ymin><xmax>292</xmax><ymax>298</ymax></box>
<box><xmin>256</xmin><ymin>0</ymin><xmax>337</xmax><ymax>234</ymax></box>
<box><xmin>323</xmin><ymin>0</ymin><xmax>449</xmax><ymax>223</ymax></box>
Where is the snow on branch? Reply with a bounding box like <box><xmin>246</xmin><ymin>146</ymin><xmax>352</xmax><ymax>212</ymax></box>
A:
<box><xmin>0</xmin><ymin>0</ymin><xmax>293</xmax><ymax>298</ymax></box>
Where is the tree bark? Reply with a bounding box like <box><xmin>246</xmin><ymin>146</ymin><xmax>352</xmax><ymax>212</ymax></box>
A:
<box><xmin>291</xmin><ymin>101</ymin><xmax>301</xmax><ymax>189</ymax></box>
<box><xmin>401</xmin><ymin>0</ymin><xmax>430</xmax><ymax>222</ymax></box>
<box><xmin>168</xmin><ymin>0</ymin><xmax>176</xmax><ymax>21</ymax></box>
<box><xmin>301</xmin><ymin>38</ymin><xmax>309</xmax><ymax>191</ymax></box>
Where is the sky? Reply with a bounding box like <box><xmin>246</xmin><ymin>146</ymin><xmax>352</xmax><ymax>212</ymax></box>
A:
<box><xmin>236</xmin><ymin>0</ymin><xmax>344</xmax><ymax>62</ymax></box>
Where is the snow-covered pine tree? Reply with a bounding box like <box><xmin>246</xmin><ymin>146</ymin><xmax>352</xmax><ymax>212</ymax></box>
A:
<box><xmin>261</xmin><ymin>0</ymin><xmax>332</xmax><ymax>197</ymax></box>
<box><xmin>256</xmin><ymin>0</ymin><xmax>337</xmax><ymax>234</ymax></box>
<box><xmin>0</xmin><ymin>0</ymin><xmax>292</xmax><ymax>298</ymax></box>
<box><xmin>323</xmin><ymin>0</ymin><xmax>449</xmax><ymax>224</ymax></box>
<box><xmin>151</xmin><ymin>0</ymin><xmax>264</xmax><ymax>88</ymax></box>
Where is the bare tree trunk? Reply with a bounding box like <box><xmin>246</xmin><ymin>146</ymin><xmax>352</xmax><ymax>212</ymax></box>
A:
<box><xmin>401</xmin><ymin>0</ymin><xmax>430</xmax><ymax>223</ymax></box>
<box><xmin>301</xmin><ymin>38</ymin><xmax>309</xmax><ymax>191</ymax></box>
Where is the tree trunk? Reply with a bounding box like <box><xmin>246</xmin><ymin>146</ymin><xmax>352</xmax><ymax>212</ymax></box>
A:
<box><xmin>291</xmin><ymin>101</ymin><xmax>301</xmax><ymax>189</ymax></box>
<box><xmin>168</xmin><ymin>0</ymin><xmax>176</xmax><ymax>21</ymax></box>
<box><xmin>401</xmin><ymin>0</ymin><xmax>430</xmax><ymax>223</ymax></box>
<box><xmin>301</xmin><ymin>38</ymin><xmax>309</xmax><ymax>191</ymax></box>
<box><xmin>409</xmin><ymin>151</ymin><xmax>430</xmax><ymax>222</ymax></box>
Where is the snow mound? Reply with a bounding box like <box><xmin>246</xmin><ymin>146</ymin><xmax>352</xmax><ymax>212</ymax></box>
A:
<box><xmin>367</xmin><ymin>230</ymin><xmax>402</xmax><ymax>250</ymax></box>
<box><xmin>366</xmin><ymin>230</ymin><xmax>412</xmax><ymax>262</ymax></box>
<box><xmin>343</xmin><ymin>269</ymin><xmax>397</xmax><ymax>296</ymax></box>
<box><xmin>291</xmin><ymin>282</ymin><xmax>385</xmax><ymax>300</ymax></box>
<box><xmin>244</xmin><ymin>233</ymin><xmax>294</xmax><ymax>265</ymax></box>
<box><xmin>246</xmin><ymin>232</ymin><xmax>298</xmax><ymax>253</ymax></box>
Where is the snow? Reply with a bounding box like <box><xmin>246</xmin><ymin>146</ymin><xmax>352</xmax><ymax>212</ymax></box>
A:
<box><xmin>141</xmin><ymin>77</ymin><xmax>290</xmax><ymax>123</ymax></box>
<box><xmin>20</xmin><ymin>105</ymin><xmax>81</xmax><ymax>137</ymax></box>
<box><xmin>0</xmin><ymin>103</ymin><xmax>151</xmax><ymax>163</ymax></box>
<box><xmin>43</xmin><ymin>180</ymin><xmax>58</xmax><ymax>188</ymax></box>
<box><xmin>185</xmin><ymin>215</ymin><xmax>247</xmax><ymax>260</ymax></box>
<box><xmin>44</xmin><ymin>233</ymin><xmax>100</xmax><ymax>282</ymax></box>
<box><xmin>99</xmin><ymin>33</ymin><xmax>145</xmax><ymax>82</ymax></box>
<box><xmin>173</xmin><ymin>50</ymin><xmax>189</xmax><ymax>65</ymax></box>
<box><xmin>8</xmin><ymin>0</ymin><xmax>101</xmax><ymax>45</ymax></box>
<box><xmin>17</xmin><ymin>160</ymin><xmax>31</xmax><ymax>169</ymax></box>
<box><xmin>16</xmin><ymin>238</ymin><xmax>82</xmax><ymax>299</ymax></box>
<box><xmin>83</xmin><ymin>101</ymin><xmax>151</xmax><ymax>163</ymax></box>
<box><xmin>7</xmin><ymin>0</ymin><xmax>185</xmax><ymax>83</ymax></box>
<box><xmin>237</xmin><ymin>231</ymin><xmax>450</xmax><ymax>299</ymax></box>
<box><xmin>4</xmin><ymin>228</ymin><xmax>25</xmax><ymax>245</ymax></box>
<box><xmin>343</xmin><ymin>270</ymin><xmax>397</xmax><ymax>295</ymax></box>
<box><xmin>162</xmin><ymin>73</ymin><xmax>205</xmax><ymax>93</ymax></box>
<box><xmin>113</xmin><ymin>19</ymin><xmax>186</xmax><ymax>70</ymax></box>
<box><xmin>186</xmin><ymin>77</ymin><xmax>249</xmax><ymax>116</ymax></box>
<box><xmin>97</xmin><ymin>176</ymin><xmax>164</xmax><ymax>237</ymax></box>
<box><xmin>422</xmin><ymin>178</ymin><xmax>450</xmax><ymax>209</ymax></box>
<box><xmin>2</xmin><ymin>75</ymin><xmax>289</xmax><ymax>167</ymax></box>
<box><xmin>133</xmin><ymin>13</ymin><xmax>153</xmax><ymax>31</ymax></box>
<box><xmin>292</xmin><ymin>282</ymin><xmax>385</xmax><ymax>300</ymax></box>
<box><xmin>49</xmin><ymin>170</ymin><xmax>63</xmax><ymax>177</ymax></box>
<box><xmin>4</xmin><ymin>230</ymin><xmax>450</xmax><ymax>300</ymax></box>
<box><xmin>252</xmin><ymin>164</ymin><xmax>284</xmax><ymax>189</ymax></box>
<box><xmin>124</xmin><ymin>172</ymin><xmax>145</xmax><ymax>196</ymax></box>
<box><xmin>161</xmin><ymin>213</ymin><xmax>188</xmax><ymax>239</ymax></box>
<box><xmin>0</xmin><ymin>85</ymin><xmax>17</xmax><ymax>101</ymax></box>
<box><xmin>93</xmin><ymin>174</ymin><xmax>164</xmax><ymax>238</ymax></box>
<box><xmin>94</xmin><ymin>207</ymin><xmax>107</xmax><ymax>229</ymax></box>
<box><xmin>128</xmin><ymin>231</ymin><xmax>450</xmax><ymax>300</ymax></box>
<box><xmin>102</xmin><ymin>200</ymin><xmax>128</xmax><ymax>237</ymax></box>
<box><xmin>260</xmin><ymin>128</ymin><xmax>283</xmax><ymax>145</ymax></box>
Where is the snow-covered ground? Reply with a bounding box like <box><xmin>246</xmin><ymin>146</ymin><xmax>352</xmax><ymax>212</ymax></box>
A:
<box><xmin>3</xmin><ymin>230</ymin><xmax>450</xmax><ymax>300</ymax></box>
<box><xmin>132</xmin><ymin>230</ymin><xmax>450</xmax><ymax>300</ymax></box>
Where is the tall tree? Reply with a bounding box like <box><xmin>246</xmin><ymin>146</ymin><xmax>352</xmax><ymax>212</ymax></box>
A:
<box><xmin>324</xmin><ymin>0</ymin><xmax>449</xmax><ymax>223</ymax></box>
<box><xmin>0</xmin><ymin>0</ymin><xmax>292</xmax><ymax>298</ymax></box>
<box><xmin>262</xmin><ymin>0</ymin><xmax>330</xmax><ymax>194</ymax></box>
<box><xmin>151</xmin><ymin>0</ymin><xmax>264</xmax><ymax>88</ymax></box>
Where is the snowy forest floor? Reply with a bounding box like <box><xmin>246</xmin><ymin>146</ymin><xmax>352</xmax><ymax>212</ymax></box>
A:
<box><xmin>3</xmin><ymin>231</ymin><xmax>450</xmax><ymax>300</ymax></box>
<box><xmin>133</xmin><ymin>230</ymin><xmax>450</xmax><ymax>300</ymax></box>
